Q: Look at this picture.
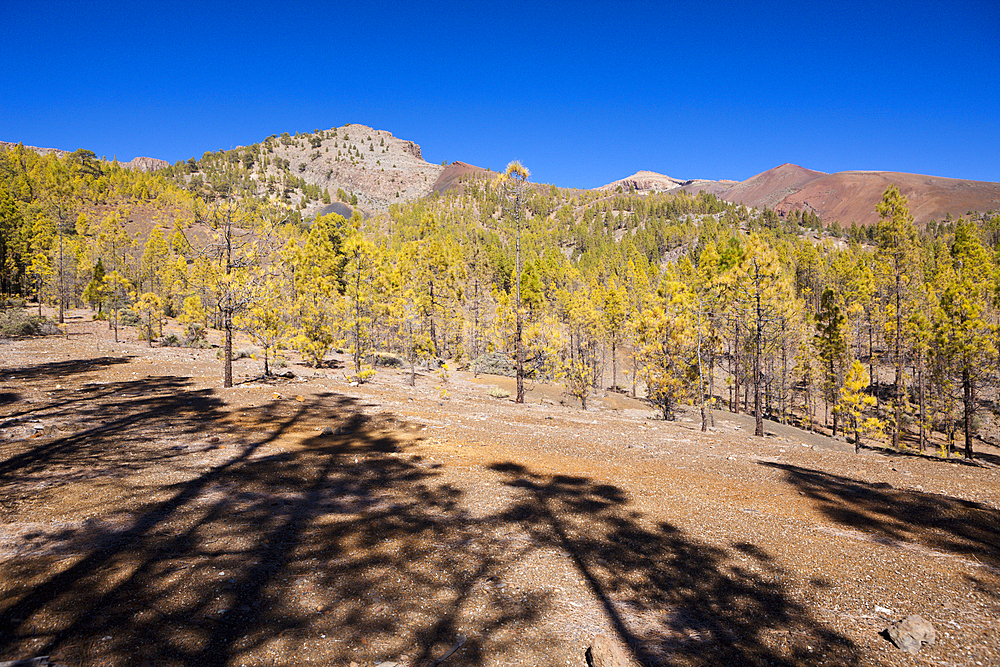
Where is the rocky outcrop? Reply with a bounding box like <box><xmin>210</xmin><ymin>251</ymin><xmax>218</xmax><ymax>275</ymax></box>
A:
<box><xmin>124</xmin><ymin>156</ymin><xmax>169</xmax><ymax>172</ymax></box>
<box><xmin>599</xmin><ymin>171</ymin><xmax>733</xmax><ymax>196</ymax></box>
<box><xmin>404</xmin><ymin>141</ymin><xmax>422</xmax><ymax>160</ymax></box>
<box><xmin>1</xmin><ymin>142</ymin><xmax>167</xmax><ymax>173</ymax></box>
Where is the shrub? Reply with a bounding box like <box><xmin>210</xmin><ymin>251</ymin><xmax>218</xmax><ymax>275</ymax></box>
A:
<box><xmin>487</xmin><ymin>386</ymin><xmax>510</xmax><ymax>399</ymax></box>
<box><xmin>119</xmin><ymin>309</ymin><xmax>140</xmax><ymax>326</ymax></box>
<box><xmin>159</xmin><ymin>334</ymin><xmax>181</xmax><ymax>347</ymax></box>
<box><xmin>471</xmin><ymin>352</ymin><xmax>515</xmax><ymax>377</ymax></box>
<box><xmin>0</xmin><ymin>308</ymin><xmax>55</xmax><ymax>337</ymax></box>
<box><xmin>373</xmin><ymin>352</ymin><xmax>403</xmax><ymax>367</ymax></box>
<box><xmin>183</xmin><ymin>322</ymin><xmax>207</xmax><ymax>347</ymax></box>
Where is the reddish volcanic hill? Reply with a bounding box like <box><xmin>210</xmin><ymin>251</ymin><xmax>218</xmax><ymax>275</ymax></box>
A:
<box><xmin>722</xmin><ymin>165</ymin><xmax>1000</xmax><ymax>226</ymax></box>
<box><xmin>776</xmin><ymin>171</ymin><xmax>1000</xmax><ymax>226</ymax></box>
<box><xmin>431</xmin><ymin>161</ymin><xmax>493</xmax><ymax>195</ymax></box>
<box><xmin>722</xmin><ymin>164</ymin><xmax>827</xmax><ymax>210</ymax></box>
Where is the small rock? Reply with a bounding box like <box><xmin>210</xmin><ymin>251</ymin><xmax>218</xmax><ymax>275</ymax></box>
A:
<box><xmin>280</xmin><ymin>370</ymin><xmax>295</xmax><ymax>378</ymax></box>
<box><xmin>587</xmin><ymin>632</ymin><xmax>632</xmax><ymax>667</ymax></box>
<box><xmin>885</xmin><ymin>614</ymin><xmax>936</xmax><ymax>654</ymax></box>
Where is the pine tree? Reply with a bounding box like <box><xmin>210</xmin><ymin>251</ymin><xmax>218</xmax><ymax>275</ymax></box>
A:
<box><xmin>875</xmin><ymin>185</ymin><xmax>918</xmax><ymax>448</ymax></box>
<box><xmin>933</xmin><ymin>221</ymin><xmax>996</xmax><ymax>459</ymax></box>
<box><xmin>718</xmin><ymin>237</ymin><xmax>794</xmax><ymax>436</ymax></box>
<box><xmin>492</xmin><ymin>161</ymin><xmax>530</xmax><ymax>403</ymax></box>
<box><xmin>837</xmin><ymin>360</ymin><xmax>879</xmax><ymax>452</ymax></box>
<box><xmin>814</xmin><ymin>287</ymin><xmax>847</xmax><ymax>434</ymax></box>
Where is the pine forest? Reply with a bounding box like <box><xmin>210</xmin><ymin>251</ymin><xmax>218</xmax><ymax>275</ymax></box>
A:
<box><xmin>4</xmin><ymin>134</ymin><xmax>1000</xmax><ymax>460</ymax></box>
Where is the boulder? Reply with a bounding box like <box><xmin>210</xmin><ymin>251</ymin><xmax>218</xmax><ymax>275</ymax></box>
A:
<box><xmin>587</xmin><ymin>633</ymin><xmax>632</xmax><ymax>667</ymax></box>
<box><xmin>885</xmin><ymin>614</ymin><xmax>936</xmax><ymax>654</ymax></box>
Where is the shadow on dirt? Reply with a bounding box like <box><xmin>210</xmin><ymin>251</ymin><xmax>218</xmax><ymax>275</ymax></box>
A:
<box><xmin>6</xmin><ymin>355</ymin><xmax>133</xmax><ymax>383</ymax></box>
<box><xmin>0</xmin><ymin>370</ymin><xmax>861</xmax><ymax>667</ymax></box>
<box><xmin>0</xmin><ymin>376</ymin><xmax>225</xmax><ymax>480</ymax></box>
<box><xmin>857</xmin><ymin>440</ymin><xmax>1000</xmax><ymax>468</ymax></box>
<box><xmin>0</xmin><ymin>382</ymin><xmax>552</xmax><ymax>666</ymax></box>
<box><xmin>761</xmin><ymin>462</ymin><xmax>1000</xmax><ymax>571</ymax></box>
<box><xmin>489</xmin><ymin>462</ymin><xmax>860</xmax><ymax>666</ymax></box>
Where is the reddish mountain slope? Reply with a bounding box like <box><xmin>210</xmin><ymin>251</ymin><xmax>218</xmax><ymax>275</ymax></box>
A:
<box><xmin>721</xmin><ymin>164</ymin><xmax>827</xmax><ymax>210</ymax></box>
<box><xmin>721</xmin><ymin>164</ymin><xmax>1000</xmax><ymax>226</ymax></box>
<box><xmin>775</xmin><ymin>171</ymin><xmax>1000</xmax><ymax>226</ymax></box>
<box><xmin>431</xmin><ymin>161</ymin><xmax>492</xmax><ymax>195</ymax></box>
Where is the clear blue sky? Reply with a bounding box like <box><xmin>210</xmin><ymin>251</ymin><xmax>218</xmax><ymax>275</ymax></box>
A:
<box><xmin>3</xmin><ymin>0</ymin><xmax>998</xmax><ymax>188</ymax></box>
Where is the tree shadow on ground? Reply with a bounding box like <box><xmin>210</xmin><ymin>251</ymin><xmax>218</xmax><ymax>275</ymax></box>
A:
<box><xmin>856</xmin><ymin>439</ymin><xmax>1000</xmax><ymax>467</ymax></box>
<box><xmin>489</xmin><ymin>462</ymin><xmax>860</xmax><ymax>666</ymax></box>
<box><xmin>0</xmin><ymin>376</ymin><xmax>225</xmax><ymax>481</ymax></box>
<box><xmin>761</xmin><ymin>462</ymin><xmax>1000</xmax><ymax>571</ymax></box>
<box><xmin>0</xmin><ymin>383</ymin><xmax>554</xmax><ymax>666</ymax></box>
<box><xmin>1</xmin><ymin>361</ymin><xmax>863</xmax><ymax>666</ymax></box>
<box><xmin>4</xmin><ymin>355</ymin><xmax>133</xmax><ymax>384</ymax></box>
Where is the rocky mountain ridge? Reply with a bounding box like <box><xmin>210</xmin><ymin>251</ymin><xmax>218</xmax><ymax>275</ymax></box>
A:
<box><xmin>0</xmin><ymin>141</ymin><xmax>168</xmax><ymax>172</ymax></box>
<box><xmin>226</xmin><ymin>124</ymin><xmax>445</xmax><ymax>216</ymax></box>
<box><xmin>6</xmin><ymin>131</ymin><xmax>998</xmax><ymax>226</ymax></box>
<box><xmin>602</xmin><ymin>163</ymin><xmax>1000</xmax><ymax>226</ymax></box>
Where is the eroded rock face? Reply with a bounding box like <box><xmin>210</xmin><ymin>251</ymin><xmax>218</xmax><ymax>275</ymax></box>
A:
<box><xmin>885</xmin><ymin>614</ymin><xmax>936</xmax><ymax>654</ymax></box>
<box><xmin>125</xmin><ymin>156</ymin><xmax>170</xmax><ymax>172</ymax></box>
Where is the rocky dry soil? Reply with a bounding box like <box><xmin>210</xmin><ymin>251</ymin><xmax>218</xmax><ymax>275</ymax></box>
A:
<box><xmin>1</xmin><ymin>312</ymin><xmax>999</xmax><ymax>667</ymax></box>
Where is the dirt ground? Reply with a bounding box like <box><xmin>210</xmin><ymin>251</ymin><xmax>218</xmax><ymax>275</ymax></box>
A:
<box><xmin>1</xmin><ymin>310</ymin><xmax>999</xmax><ymax>667</ymax></box>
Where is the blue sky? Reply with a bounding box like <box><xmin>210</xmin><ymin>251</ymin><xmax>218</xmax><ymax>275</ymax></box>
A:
<box><xmin>3</xmin><ymin>0</ymin><xmax>998</xmax><ymax>188</ymax></box>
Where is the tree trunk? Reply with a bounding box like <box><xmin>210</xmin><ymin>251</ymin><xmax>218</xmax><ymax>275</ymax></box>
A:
<box><xmin>893</xmin><ymin>278</ymin><xmax>903</xmax><ymax>450</ymax></box>
<box><xmin>830</xmin><ymin>357</ymin><xmax>838</xmax><ymax>436</ymax></box>
<box><xmin>408</xmin><ymin>321</ymin><xmax>416</xmax><ymax>386</ymax></box>
<box><xmin>754</xmin><ymin>291</ymin><xmax>764</xmax><ymax>437</ymax></box>
<box><xmin>697</xmin><ymin>301</ymin><xmax>707</xmax><ymax>432</ymax></box>
<box><xmin>611</xmin><ymin>340</ymin><xmax>617</xmax><ymax>391</ymax></box>
<box><xmin>963</xmin><ymin>368</ymin><xmax>974</xmax><ymax>459</ymax></box>
<box><xmin>515</xmin><ymin>207</ymin><xmax>524</xmax><ymax>404</ymax></box>
<box><xmin>918</xmin><ymin>362</ymin><xmax>926</xmax><ymax>451</ymax></box>
<box><xmin>224</xmin><ymin>314</ymin><xmax>233</xmax><ymax>387</ymax></box>
<box><xmin>58</xmin><ymin>219</ymin><xmax>64</xmax><ymax>324</ymax></box>
<box><xmin>732</xmin><ymin>319</ymin><xmax>740</xmax><ymax>413</ymax></box>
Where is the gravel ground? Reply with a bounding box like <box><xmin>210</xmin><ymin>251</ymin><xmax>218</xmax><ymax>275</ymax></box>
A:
<box><xmin>1</xmin><ymin>311</ymin><xmax>998</xmax><ymax>667</ymax></box>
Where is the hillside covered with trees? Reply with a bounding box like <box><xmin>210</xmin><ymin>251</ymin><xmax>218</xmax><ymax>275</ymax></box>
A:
<box><xmin>4</xmin><ymin>137</ymin><xmax>1000</xmax><ymax>460</ymax></box>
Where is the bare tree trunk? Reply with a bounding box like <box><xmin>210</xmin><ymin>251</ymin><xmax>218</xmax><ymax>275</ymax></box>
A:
<box><xmin>918</xmin><ymin>362</ymin><xmax>926</xmax><ymax>451</ymax></box>
<box><xmin>611</xmin><ymin>340</ymin><xmax>617</xmax><ymax>391</ymax></box>
<box><xmin>224</xmin><ymin>314</ymin><xmax>233</xmax><ymax>387</ymax></box>
<box><xmin>515</xmin><ymin>206</ymin><xmax>524</xmax><ymax>404</ymax></box>
<box><xmin>963</xmin><ymin>369</ymin><xmax>974</xmax><ymax>459</ymax></box>
<box><xmin>732</xmin><ymin>319</ymin><xmax>740</xmax><ymax>413</ymax></box>
<box><xmin>893</xmin><ymin>277</ymin><xmax>903</xmax><ymax>450</ymax></box>
<box><xmin>697</xmin><ymin>299</ymin><xmax>707</xmax><ymax>432</ymax></box>
<box><xmin>754</xmin><ymin>288</ymin><xmax>764</xmax><ymax>437</ymax></box>
<box><xmin>58</xmin><ymin>214</ymin><xmax>65</xmax><ymax>324</ymax></box>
